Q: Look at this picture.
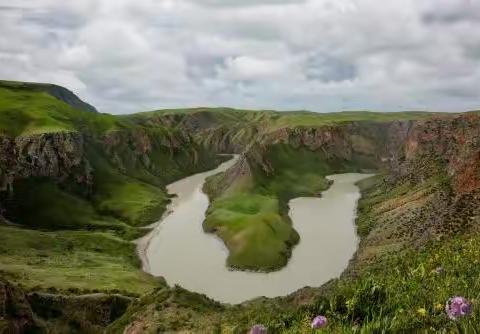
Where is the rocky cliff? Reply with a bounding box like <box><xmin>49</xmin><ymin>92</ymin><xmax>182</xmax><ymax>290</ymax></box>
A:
<box><xmin>0</xmin><ymin>279</ymin><xmax>38</xmax><ymax>333</ymax></box>
<box><xmin>208</xmin><ymin>120</ymin><xmax>415</xmax><ymax>200</ymax></box>
<box><xmin>351</xmin><ymin>113</ymin><xmax>480</xmax><ymax>272</ymax></box>
<box><xmin>399</xmin><ymin>113</ymin><xmax>480</xmax><ymax>193</ymax></box>
<box><xmin>0</xmin><ymin>132</ymin><xmax>92</xmax><ymax>194</ymax></box>
<box><xmin>0</xmin><ymin>278</ymin><xmax>132</xmax><ymax>334</ymax></box>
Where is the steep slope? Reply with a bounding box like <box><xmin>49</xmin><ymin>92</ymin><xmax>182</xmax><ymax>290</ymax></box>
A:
<box><xmin>354</xmin><ymin>113</ymin><xmax>480</xmax><ymax>270</ymax></box>
<box><xmin>0</xmin><ymin>277</ymin><xmax>132</xmax><ymax>334</ymax></box>
<box><xmin>0</xmin><ymin>83</ymin><xmax>224</xmax><ymax>295</ymax></box>
<box><xmin>110</xmin><ymin>112</ymin><xmax>480</xmax><ymax>333</ymax></box>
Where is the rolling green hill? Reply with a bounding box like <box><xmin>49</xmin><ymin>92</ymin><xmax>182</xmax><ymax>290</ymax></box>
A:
<box><xmin>0</xmin><ymin>81</ymin><xmax>225</xmax><ymax>296</ymax></box>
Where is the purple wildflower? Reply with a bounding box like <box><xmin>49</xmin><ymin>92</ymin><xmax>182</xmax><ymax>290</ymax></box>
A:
<box><xmin>435</xmin><ymin>266</ymin><xmax>444</xmax><ymax>274</ymax></box>
<box><xmin>311</xmin><ymin>315</ymin><xmax>328</xmax><ymax>329</ymax></box>
<box><xmin>445</xmin><ymin>296</ymin><xmax>472</xmax><ymax>320</ymax></box>
<box><xmin>250</xmin><ymin>324</ymin><xmax>267</xmax><ymax>334</ymax></box>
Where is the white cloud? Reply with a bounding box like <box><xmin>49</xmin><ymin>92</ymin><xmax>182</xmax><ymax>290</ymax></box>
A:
<box><xmin>219</xmin><ymin>56</ymin><xmax>290</xmax><ymax>81</ymax></box>
<box><xmin>188</xmin><ymin>0</ymin><xmax>306</xmax><ymax>8</ymax></box>
<box><xmin>0</xmin><ymin>0</ymin><xmax>478</xmax><ymax>113</ymax></box>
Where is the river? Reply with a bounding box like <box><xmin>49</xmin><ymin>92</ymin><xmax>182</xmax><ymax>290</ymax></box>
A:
<box><xmin>138</xmin><ymin>156</ymin><xmax>372</xmax><ymax>304</ymax></box>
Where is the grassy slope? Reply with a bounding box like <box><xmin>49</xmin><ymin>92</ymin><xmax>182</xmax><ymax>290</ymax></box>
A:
<box><xmin>0</xmin><ymin>83</ymin><xmax>164</xmax><ymax>293</ymax></box>
<box><xmin>0</xmin><ymin>82</ymin><xmax>217</xmax><ymax>294</ymax></box>
<box><xmin>0</xmin><ymin>83</ymin><xmax>170</xmax><ymax>231</ymax></box>
<box><xmin>0</xmin><ymin>83</ymin><xmax>171</xmax><ymax>228</ymax></box>
<box><xmin>0</xmin><ymin>226</ymin><xmax>158</xmax><ymax>295</ymax></box>
<box><xmin>0</xmin><ymin>81</ymin><xmax>177</xmax><ymax>229</ymax></box>
<box><xmin>0</xmin><ymin>82</ymin><xmax>120</xmax><ymax>137</ymax></box>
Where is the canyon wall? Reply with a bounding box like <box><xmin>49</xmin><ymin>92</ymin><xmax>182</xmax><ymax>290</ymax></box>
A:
<box><xmin>350</xmin><ymin>113</ymin><xmax>480</xmax><ymax>272</ymax></box>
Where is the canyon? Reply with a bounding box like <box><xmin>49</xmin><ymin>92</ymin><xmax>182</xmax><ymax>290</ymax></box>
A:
<box><xmin>0</xmin><ymin>80</ymin><xmax>479</xmax><ymax>332</ymax></box>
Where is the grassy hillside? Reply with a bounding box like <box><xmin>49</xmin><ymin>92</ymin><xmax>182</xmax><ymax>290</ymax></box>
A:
<box><xmin>0</xmin><ymin>226</ymin><xmax>158</xmax><ymax>295</ymax></box>
<box><xmin>0</xmin><ymin>80</ymin><xmax>98</xmax><ymax>113</ymax></box>
<box><xmin>0</xmin><ymin>81</ymin><xmax>224</xmax><ymax>294</ymax></box>
<box><xmin>134</xmin><ymin>107</ymin><xmax>438</xmax><ymax>126</ymax></box>
<box><xmin>0</xmin><ymin>81</ymin><xmax>118</xmax><ymax>136</ymax></box>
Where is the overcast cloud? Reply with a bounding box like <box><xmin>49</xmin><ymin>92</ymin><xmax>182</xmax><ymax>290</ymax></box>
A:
<box><xmin>0</xmin><ymin>0</ymin><xmax>479</xmax><ymax>113</ymax></box>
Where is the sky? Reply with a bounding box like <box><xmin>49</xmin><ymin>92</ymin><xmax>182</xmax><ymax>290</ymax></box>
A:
<box><xmin>0</xmin><ymin>0</ymin><xmax>479</xmax><ymax>114</ymax></box>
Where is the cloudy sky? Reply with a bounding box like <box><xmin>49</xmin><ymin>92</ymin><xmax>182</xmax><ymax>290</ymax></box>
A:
<box><xmin>0</xmin><ymin>0</ymin><xmax>479</xmax><ymax>113</ymax></box>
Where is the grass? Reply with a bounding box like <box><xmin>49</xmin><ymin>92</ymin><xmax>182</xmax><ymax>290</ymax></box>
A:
<box><xmin>0</xmin><ymin>226</ymin><xmax>159</xmax><ymax>295</ymax></box>
<box><xmin>0</xmin><ymin>81</ymin><xmax>228</xmax><ymax>296</ymax></box>
<box><xmin>0</xmin><ymin>83</ymin><xmax>122</xmax><ymax>137</ymax></box>
<box><xmin>267</xmin><ymin>110</ymin><xmax>444</xmax><ymax>130</ymax></box>
<box><xmin>2</xmin><ymin>177</ymin><xmax>156</xmax><ymax>242</ymax></box>
<box><xmin>5</xmin><ymin>178</ymin><xmax>107</xmax><ymax>230</ymax></box>
<box><xmin>204</xmin><ymin>193</ymin><xmax>299</xmax><ymax>271</ymax></box>
<box><xmin>94</xmin><ymin>179</ymin><xmax>168</xmax><ymax>227</ymax></box>
<box><xmin>285</xmin><ymin>233</ymin><xmax>480</xmax><ymax>333</ymax></box>
<box><xmin>254</xmin><ymin>144</ymin><xmax>373</xmax><ymax>200</ymax></box>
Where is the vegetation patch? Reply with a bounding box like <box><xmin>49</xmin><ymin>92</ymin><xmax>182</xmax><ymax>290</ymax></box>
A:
<box><xmin>204</xmin><ymin>193</ymin><xmax>299</xmax><ymax>271</ymax></box>
<box><xmin>0</xmin><ymin>82</ymin><xmax>227</xmax><ymax>297</ymax></box>
<box><xmin>0</xmin><ymin>226</ymin><xmax>159</xmax><ymax>295</ymax></box>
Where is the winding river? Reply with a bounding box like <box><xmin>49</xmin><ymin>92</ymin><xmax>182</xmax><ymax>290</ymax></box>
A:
<box><xmin>138</xmin><ymin>156</ymin><xmax>373</xmax><ymax>304</ymax></box>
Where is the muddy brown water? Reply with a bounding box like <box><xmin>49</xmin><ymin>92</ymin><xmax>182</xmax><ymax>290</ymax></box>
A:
<box><xmin>138</xmin><ymin>156</ymin><xmax>373</xmax><ymax>304</ymax></box>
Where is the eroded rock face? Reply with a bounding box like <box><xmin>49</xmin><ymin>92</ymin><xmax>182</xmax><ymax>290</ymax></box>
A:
<box><xmin>194</xmin><ymin>126</ymin><xmax>254</xmax><ymax>154</ymax></box>
<box><xmin>0</xmin><ymin>280</ymin><xmax>38</xmax><ymax>334</ymax></box>
<box><xmin>348</xmin><ymin>114</ymin><xmax>480</xmax><ymax>272</ymax></box>
<box><xmin>27</xmin><ymin>292</ymin><xmax>132</xmax><ymax>330</ymax></box>
<box><xmin>402</xmin><ymin>114</ymin><xmax>480</xmax><ymax>194</ymax></box>
<box><xmin>0</xmin><ymin>278</ymin><xmax>132</xmax><ymax>334</ymax></box>
<box><xmin>100</xmin><ymin>128</ymin><xmax>207</xmax><ymax>180</ymax></box>
<box><xmin>0</xmin><ymin>136</ymin><xmax>15</xmax><ymax>193</ymax></box>
<box><xmin>238</xmin><ymin>120</ymin><xmax>414</xmax><ymax>177</ymax></box>
<box><xmin>0</xmin><ymin>132</ymin><xmax>92</xmax><ymax>194</ymax></box>
<box><xmin>44</xmin><ymin>84</ymin><xmax>97</xmax><ymax>113</ymax></box>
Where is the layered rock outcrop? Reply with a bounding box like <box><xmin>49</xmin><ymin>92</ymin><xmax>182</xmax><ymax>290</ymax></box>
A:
<box><xmin>0</xmin><ymin>280</ymin><xmax>39</xmax><ymax>334</ymax></box>
<box><xmin>400</xmin><ymin>113</ymin><xmax>480</xmax><ymax>193</ymax></box>
<box><xmin>211</xmin><ymin>120</ymin><xmax>415</xmax><ymax>193</ymax></box>
<box><xmin>350</xmin><ymin>113</ymin><xmax>480</xmax><ymax>271</ymax></box>
<box><xmin>0</xmin><ymin>132</ymin><xmax>92</xmax><ymax>194</ymax></box>
<box><xmin>0</xmin><ymin>278</ymin><xmax>132</xmax><ymax>334</ymax></box>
